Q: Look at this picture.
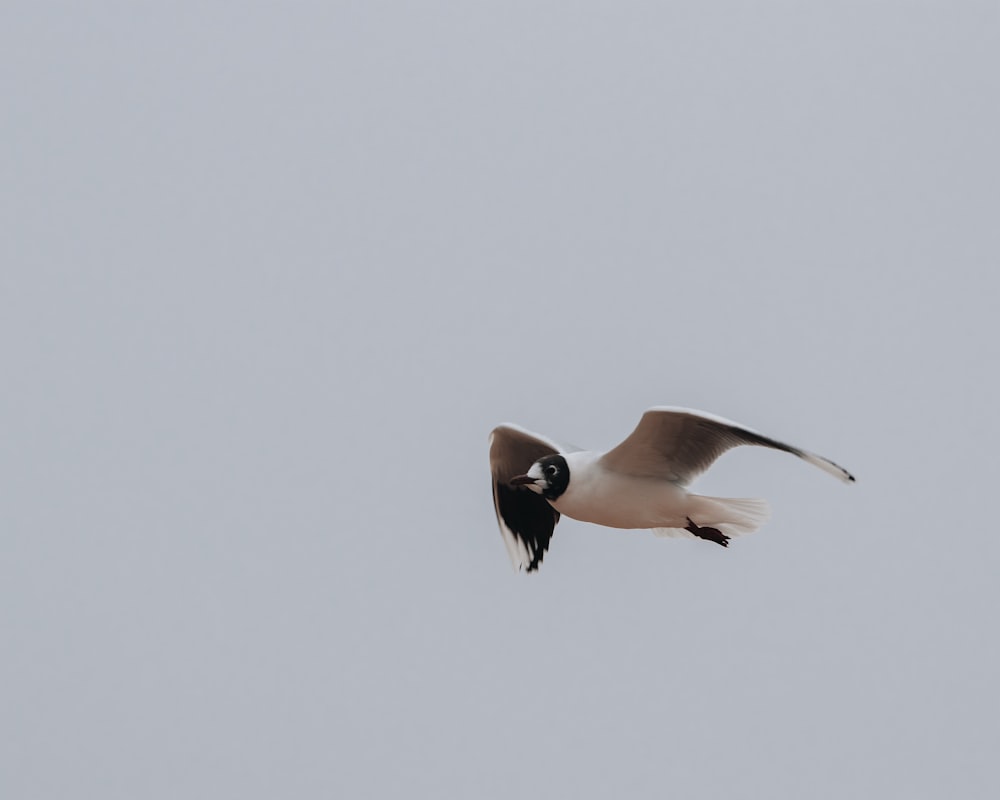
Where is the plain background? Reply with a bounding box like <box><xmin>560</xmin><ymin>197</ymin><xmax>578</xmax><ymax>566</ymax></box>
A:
<box><xmin>3</xmin><ymin>2</ymin><xmax>998</xmax><ymax>798</ymax></box>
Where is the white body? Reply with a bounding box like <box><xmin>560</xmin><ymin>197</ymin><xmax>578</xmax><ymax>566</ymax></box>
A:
<box><xmin>535</xmin><ymin>451</ymin><xmax>770</xmax><ymax>538</ymax></box>
<box><xmin>550</xmin><ymin>452</ymin><xmax>689</xmax><ymax>528</ymax></box>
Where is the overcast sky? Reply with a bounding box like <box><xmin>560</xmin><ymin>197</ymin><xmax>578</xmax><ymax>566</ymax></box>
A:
<box><xmin>2</xmin><ymin>2</ymin><xmax>998</xmax><ymax>798</ymax></box>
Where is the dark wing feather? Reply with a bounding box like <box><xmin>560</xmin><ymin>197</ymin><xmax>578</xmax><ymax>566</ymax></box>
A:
<box><xmin>600</xmin><ymin>407</ymin><xmax>854</xmax><ymax>486</ymax></box>
<box><xmin>489</xmin><ymin>424</ymin><xmax>562</xmax><ymax>572</ymax></box>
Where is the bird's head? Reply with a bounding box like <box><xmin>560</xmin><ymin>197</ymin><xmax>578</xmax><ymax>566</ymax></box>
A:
<box><xmin>510</xmin><ymin>454</ymin><xmax>570</xmax><ymax>500</ymax></box>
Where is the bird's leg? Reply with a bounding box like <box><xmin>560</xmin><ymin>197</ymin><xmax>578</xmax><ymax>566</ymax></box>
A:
<box><xmin>685</xmin><ymin>517</ymin><xmax>730</xmax><ymax>547</ymax></box>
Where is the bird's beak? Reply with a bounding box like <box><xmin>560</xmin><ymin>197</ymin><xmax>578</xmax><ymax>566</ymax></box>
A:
<box><xmin>509</xmin><ymin>474</ymin><xmax>537</xmax><ymax>486</ymax></box>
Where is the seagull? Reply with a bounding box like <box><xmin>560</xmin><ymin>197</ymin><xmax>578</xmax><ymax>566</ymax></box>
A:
<box><xmin>489</xmin><ymin>407</ymin><xmax>854</xmax><ymax>572</ymax></box>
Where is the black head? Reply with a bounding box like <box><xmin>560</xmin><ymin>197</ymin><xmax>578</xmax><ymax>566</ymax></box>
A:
<box><xmin>514</xmin><ymin>454</ymin><xmax>570</xmax><ymax>501</ymax></box>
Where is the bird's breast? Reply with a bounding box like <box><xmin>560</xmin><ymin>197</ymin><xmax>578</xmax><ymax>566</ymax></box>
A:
<box><xmin>551</xmin><ymin>459</ymin><xmax>687</xmax><ymax>530</ymax></box>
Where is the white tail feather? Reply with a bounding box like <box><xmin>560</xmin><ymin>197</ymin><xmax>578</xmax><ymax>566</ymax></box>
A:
<box><xmin>652</xmin><ymin>496</ymin><xmax>771</xmax><ymax>539</ymax></box>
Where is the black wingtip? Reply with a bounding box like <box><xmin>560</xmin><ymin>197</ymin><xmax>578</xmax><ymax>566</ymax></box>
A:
<box><xmin>495</xmin><ymin>482</ymin><xmax>557</xmax><ymax>574</ymax></box>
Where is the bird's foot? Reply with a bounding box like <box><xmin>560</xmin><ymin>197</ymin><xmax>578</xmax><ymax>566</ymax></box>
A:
<box><xmin>685</xmin><ymin>517</ymin><xmax>729</xmax><ymax>547</ymax></box>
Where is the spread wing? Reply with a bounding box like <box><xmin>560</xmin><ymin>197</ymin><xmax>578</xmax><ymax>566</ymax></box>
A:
<box><xmin>599</xmin><ymin>407</ymin><xmax>855</xmax><ymax>486</ymax></box>
<box><xmin>489</xmin><ymin>424</ymin><xmax>563</xmax><ymax>572</ymax></box>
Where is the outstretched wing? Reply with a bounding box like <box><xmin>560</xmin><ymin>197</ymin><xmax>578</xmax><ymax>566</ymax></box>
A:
<box><xmin>489</xmin><ymin>424</ymin><xmax>563</xmax><ymax>572</ymax></box>
<box><xmin>600</xmin><ymin>407</ymin><xmax>855</xmax><ymax>487</ymax></box>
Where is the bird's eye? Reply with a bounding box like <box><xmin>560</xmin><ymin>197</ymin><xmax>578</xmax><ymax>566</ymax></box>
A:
<box><xmin>545</xmin><ymin>465</ymin><xmax>557</xmax><ymax>476</ymax></box>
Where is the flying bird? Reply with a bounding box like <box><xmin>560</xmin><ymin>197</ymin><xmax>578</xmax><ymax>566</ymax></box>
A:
<box><xmin>489</xmin><ymin>407</ymin><xmax>854</xmax><ymax>572</ymax></box>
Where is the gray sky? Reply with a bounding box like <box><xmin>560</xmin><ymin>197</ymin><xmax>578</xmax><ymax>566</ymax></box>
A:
<box><xmin>3</xmin><ymin>2</ymin><xmax>998</xmax><ymax>798</ymax></box>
